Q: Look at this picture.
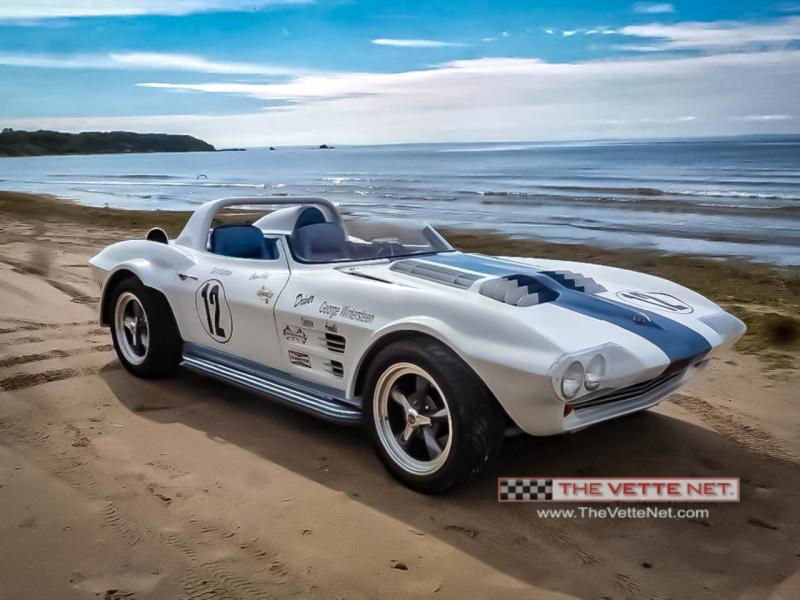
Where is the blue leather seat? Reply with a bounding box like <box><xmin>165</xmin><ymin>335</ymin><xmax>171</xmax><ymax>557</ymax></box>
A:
<box><xmin>290</xmin><ymin>222</ymin><xmax>349</xmax><ymax>262</ymax></box>
<box><xmin>209</xmin><ymin>224</ymin><xmax>277</xmax><ymax>259</ymax></box>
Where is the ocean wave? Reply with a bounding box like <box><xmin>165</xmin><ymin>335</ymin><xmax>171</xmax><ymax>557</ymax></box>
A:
<box><xmin>44</xmin><ymin>179</ymin><xmax>269</xmax><ymax>189</ymax></box>
<box><xmin>478</xmin><ymin>187</ymin><xmax>800</xmax><ymax>201</ymax></box>
<box><xmin>50</xmin><ymin>173</ymin><xmax>181</xmax><ymax>180</ymax></box>
<box><xmin>672</xmin><ymin>189</ymin><xmax>800</xmax><ymax>200</ymax></box>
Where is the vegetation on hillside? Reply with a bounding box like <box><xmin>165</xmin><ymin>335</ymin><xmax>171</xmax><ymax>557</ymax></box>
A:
<box><xmin>0</xmin><ymin>128</ymin><xmax>215</xmax><ymax>157</ymax></box>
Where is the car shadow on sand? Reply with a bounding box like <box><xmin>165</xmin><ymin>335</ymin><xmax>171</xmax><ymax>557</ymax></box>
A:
<box><xmin>102</xmin><ymin>365</ymin><xmax>800</xmax><ymax>600</ymax></box>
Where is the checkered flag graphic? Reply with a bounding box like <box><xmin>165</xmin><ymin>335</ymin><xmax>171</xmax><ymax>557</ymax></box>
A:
<box><xmin>498</xmin><ymin>478</ymin><xmax>553</xmax><ymax>502</ymax></box>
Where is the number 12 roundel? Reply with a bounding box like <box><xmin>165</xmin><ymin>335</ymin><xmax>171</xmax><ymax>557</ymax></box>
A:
<box><xmin>195</xmin><ymin>279</ymin><xmax>233</xmax><ymax>343</ymax></box>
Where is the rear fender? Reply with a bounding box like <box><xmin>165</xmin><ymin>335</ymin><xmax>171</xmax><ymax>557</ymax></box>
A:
<box><xmin>90</xmin><ymin>240</ymin><xmax>195</xmax><ymax>327</ymax></box>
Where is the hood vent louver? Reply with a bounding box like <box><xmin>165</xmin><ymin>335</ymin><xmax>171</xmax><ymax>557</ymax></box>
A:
<box><xmin>480</xmin><ymin>275</ymin><xmax>560</xmax><ymax>307</ymax></box>
<box><xmin>391</xmin><ymin>260</ymin><xmax>482</xmax><ymax>289</ymax></box>
<box><xmin>542</xmin><ymin>270</ymin><xmax>606</xmax><ymax>294</ymax></box>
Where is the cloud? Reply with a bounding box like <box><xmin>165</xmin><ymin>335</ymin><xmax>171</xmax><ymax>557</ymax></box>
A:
<box><xmin>89</xmin><ymin>50</ymin><xmax>800</xmax><ymax>145</ymax></box>
<box><xmin>109</xmin><ymin>53</ymin><xmax>300</xmax><ymax>75</ymax></box>
<box><xmin>617</xmin><ymin>16</ymin><xmax>800</xmax><ymax>51</ymax></box>
<box><xmin>735</xmin><ymin>114</ymin><xmax>794</xmax><ymax>121</ymax></box>
<box><xmin>632</xmin><ymin>3</ymin><xmax>675</xmax><ymax>14</ymax></box>
<box><xmin>0</xmin><ymin>51</ymin><xmax>300</xmax><ymax>75</ymax></box>
<box><xmin>371</xmin><ymin>38</ymin><xmax>465</xmax><ymax>48</ymax></box>
<box><xmin>0</xmin><ymin>0</ymin><xmax>312</xmax><ymax>20</ymax></box>
<box><xmin>545</xmin><ymin>27</ymin><xmax>615</xmax><ymax>37</ymax></box>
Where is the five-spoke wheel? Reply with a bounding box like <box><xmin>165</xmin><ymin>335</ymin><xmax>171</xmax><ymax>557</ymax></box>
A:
<box><xmin>374</xmin><ymin>363</ymin><xmax>452</xmax><ymax>476</ymax></box>
<box><xmin>114</xmin><ymin>291</ymin><xmax>150</xmax><ymax>365</ymax></box>
<box><xmin>365</xmin><ymin>337</ymin><xmax>506</xmax><ymax>494</ymax></box>
<box><xmin>109</xmin><ymin>276</ymin><xmax>182</xmax><ymax>378</ymax></box>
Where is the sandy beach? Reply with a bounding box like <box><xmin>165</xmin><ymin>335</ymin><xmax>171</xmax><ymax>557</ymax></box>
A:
<box><xmin>1</xmin><ymin>190</ymin><xmax>799</xmax><ymax>599</ymax></box>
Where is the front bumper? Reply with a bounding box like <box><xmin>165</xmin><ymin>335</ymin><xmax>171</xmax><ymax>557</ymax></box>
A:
<box><xmin>560</xmin><ymin>362</ymin><xmax>699</xmax><ymax>432</ymax></box>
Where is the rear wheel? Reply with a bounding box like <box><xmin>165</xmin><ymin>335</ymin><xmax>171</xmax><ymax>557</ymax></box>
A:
<box><xmin>110</xmin><ymin>277</ymin><xmax>181</xmax><ymax>378</ymax></box>
<box><xmin>364</xmin><ymin>337</ymin><xmax>505</xmax><ymax>493</ymax></box>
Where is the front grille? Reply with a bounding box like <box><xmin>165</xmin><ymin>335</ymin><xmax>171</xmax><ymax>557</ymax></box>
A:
<box><xmin>573</xmin><ymin>370</ymin><xmax>683</xmax><ymax>410</ymax></box>
<box><xmin>325</xmin><ymin>333</ymin><xmax>346</xmax><ymax>354</ymax></box>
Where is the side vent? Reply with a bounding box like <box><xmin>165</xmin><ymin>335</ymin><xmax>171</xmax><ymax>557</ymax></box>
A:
<box><xmin>542</xmin><ymin>270</ymin><xmax>606</xmax><ymax>294</ymax></box>
<box><xmin>324</xmin><ymin>360</ymin><xmax>344</xmax><ymax>378</ymax></box>
<box><xmin>480</xmin><ymin>275</ymin><xmax>559</xmax><ymax>307</ymax></box>
<box><xmin>391</xmin><ymin>260</ymin><xmax>481</xmax><ymax>289</ymax></box>
<box><xmin>325</xmin><ymin>333</ymin><xmax>346</xmax><ymax>354</ymax></box>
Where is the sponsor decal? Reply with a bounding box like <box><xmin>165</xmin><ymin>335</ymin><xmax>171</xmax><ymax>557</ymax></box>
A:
<box><xmin>249</xmin><ymin>272</ymin><xmax>270</xmax><ymax>281</ymax></box>
<box><xmin>294</xmin><ymin>293</ymin><xmax>315</xmax><ymax>308</ymax></box>
<box><xmin>616</xmin><ymin>291</ymin><xmax>693</xmax><ymax>314</ymax></box>
<box><xmin>324</xmin><ymin>321</ymin><xmax>338</xmax><ymax>333</ymax></box>
<box><xmin>210</xmin><ymin>267</ymin><xmax>232</xmax><ymax>277</ymax></box>
<box><xmin>195</xmin><ymin>280</ymin><xmax>233</xmax><ymax>343</ymax></box>
<box><xmin>498</xmin><ymin>477</ymin><xmax>739</xmax><ymax>503</ymax></box>
<box><xmin>256</xmin><ymin>286</ymin><xmax>274</xmax><ymax>305</ymax></box>
<box><xmin>301</xmin><ymin>317</ymin><xmax>315</xmax><ymax>328</ymax></box>
<box><xmin>319</xmin><ymin>301</ymin><xmax>375</xmax><ymax>324</ymax></box>
<box><xmin>288</xmin><ymin>350</ymin><xmax>311</xmax><ymax>368</ymax></box>
<box><xmin>283</xmin><ymin>325</ymin><xmax>307</xmax><ymax>344</ymax></box>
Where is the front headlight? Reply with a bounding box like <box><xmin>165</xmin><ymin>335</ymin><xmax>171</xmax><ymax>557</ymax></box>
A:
<box><xmin>584</xmin><ymin>354</ymin><xmax>606</xmax><ymax>391</ymax></box>
<box><xmin>550</xmin><ymin>343</ymin><xmax>644</xmax><ymax>403</ymax></box>
<box><xmin>561</xmin><ymin>361</ymin><xmax>585</xmax><ymax>399</ymax></box>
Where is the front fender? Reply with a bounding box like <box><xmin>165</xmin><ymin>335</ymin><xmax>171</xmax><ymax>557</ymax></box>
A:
<box><xmin>346</xmin><ymin>315</ymin><xmax>563</xmax><ymax>435</ymax></box>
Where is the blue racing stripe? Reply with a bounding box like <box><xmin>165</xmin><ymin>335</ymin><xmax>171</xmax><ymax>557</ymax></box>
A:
<box><xmin>425</xmin><ymin>253</ymin><xmax>711</xmax><ymax>362</ymax></box>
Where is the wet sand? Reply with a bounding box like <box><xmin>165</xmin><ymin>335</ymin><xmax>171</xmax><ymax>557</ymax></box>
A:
<box><xmin>1</xmin><ymin>191</ymin><xmax>799</xmax><ymax>599</ymax></box>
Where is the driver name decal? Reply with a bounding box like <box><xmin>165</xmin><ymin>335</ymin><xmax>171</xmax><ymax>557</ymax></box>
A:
<box><xmin>319</xmin><ymin>301</ymin><xmax>375</xmax><ymax>324</ymax></box>
<box><xmin>195</xmin><ymin>279</ymin><xmax>233</xmax><ymax>343</ymax></box>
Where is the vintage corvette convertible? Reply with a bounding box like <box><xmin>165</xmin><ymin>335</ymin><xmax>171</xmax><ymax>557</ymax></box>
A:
<box><xmin>89</xmin><ymin>196</ymin><xmax>746</xmax><ymax>492</ymax></box>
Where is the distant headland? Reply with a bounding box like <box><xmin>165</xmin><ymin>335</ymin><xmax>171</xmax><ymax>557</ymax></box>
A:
<box><xmin>0</xmin><ymin>128</ymin><xmax>215</xmax><ymax>157</ymax></box>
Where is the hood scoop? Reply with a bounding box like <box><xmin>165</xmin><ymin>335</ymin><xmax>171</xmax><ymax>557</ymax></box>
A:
<box><xmin>541</xmin><ymin>270</ymin><xmax>606</xmax><ymax>294</ymax></box>
<box><xmin>391</xmin><ymin>259</ymin><xmax>482</xmax><ymax>289</ymax></box>
<box><xmin>480</xmin><ymin>275</ymin><xmax>560</xmax><ymax>307</ymax></box>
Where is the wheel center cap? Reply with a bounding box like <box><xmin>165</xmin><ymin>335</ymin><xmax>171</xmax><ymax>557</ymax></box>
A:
<box><xmin>406</xmin><ymin>409</ymin><xmax>418</xmax><ymax>426</ymax></box>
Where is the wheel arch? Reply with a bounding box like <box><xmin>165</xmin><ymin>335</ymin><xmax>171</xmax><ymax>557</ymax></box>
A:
<box><xmin>349</xmin><ymin>325</ymin><xmax>507</xmax><ymax>421</ymax></box>
<box><xmin>99</xmin><ymin>265</ymin><xmax>177</xmax><ymax>329</ymax></box>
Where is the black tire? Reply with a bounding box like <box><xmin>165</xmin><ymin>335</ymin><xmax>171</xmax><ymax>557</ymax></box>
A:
<box><xmin>109</xmin><ymin>277</ymin><xmax>182</xmax><ymax>378</ymax></box>
<box><xmin>364</xmin><ymin>337</ymin><xmax>506</xmax><ymax>494</ymax></box>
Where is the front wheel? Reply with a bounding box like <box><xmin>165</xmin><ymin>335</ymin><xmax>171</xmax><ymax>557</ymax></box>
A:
<box><xmin>110</xmin><ymin>277</ymin><xmax>182</xmax><ymax>378</ymax></box>
<box><xmin>364</xmin><ymin>337</ymin><xmax>506</xmax><ymax>494</ymax></box>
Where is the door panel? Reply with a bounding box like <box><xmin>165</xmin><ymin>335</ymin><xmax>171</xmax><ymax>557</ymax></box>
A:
<box><xmin>172</xmin><ymin>240</ymin><xmax>290</xmax><ymax>369</ymax></box>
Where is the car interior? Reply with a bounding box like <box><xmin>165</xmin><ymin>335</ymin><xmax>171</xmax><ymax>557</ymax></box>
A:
<box><xmin>208</xmin><ymin>206</ymin><xmax>448</xmax><ymax>263</ymax></box>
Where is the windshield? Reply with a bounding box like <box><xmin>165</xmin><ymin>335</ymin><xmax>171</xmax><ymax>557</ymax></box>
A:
<box><xmin>289</xmin><ymin>216</ymin><xmax>453</xmax><ymax>263</ymax></box>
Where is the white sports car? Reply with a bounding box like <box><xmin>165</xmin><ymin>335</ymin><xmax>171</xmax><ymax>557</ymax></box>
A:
<box><xmin>89</xmin><ymin>196</ymin><xmax>746</xmax><ymax>492</ymax></box>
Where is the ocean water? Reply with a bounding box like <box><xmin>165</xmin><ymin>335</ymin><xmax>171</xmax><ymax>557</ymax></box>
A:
<box><xmin>1</xmin><ymin>137</ymin><xmax>798</xmax><ymax>265</ymax></box>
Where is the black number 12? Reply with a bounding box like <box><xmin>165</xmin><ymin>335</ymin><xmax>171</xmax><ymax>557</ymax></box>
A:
<box><xmin>201</xmin><ymin>282</ymin><xmax>226</xmax><ymax>338</ymax></box>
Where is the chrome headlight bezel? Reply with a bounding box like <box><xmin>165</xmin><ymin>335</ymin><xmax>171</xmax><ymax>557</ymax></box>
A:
<box><xmin>549</xmin><ymin>343</ymin><xmax>643</xmax><ymax>403</ymax></box>
<box><xmin>561</xmin><ymin>361</ymin><xmax>585</xmax><ymax>399</ymax></box>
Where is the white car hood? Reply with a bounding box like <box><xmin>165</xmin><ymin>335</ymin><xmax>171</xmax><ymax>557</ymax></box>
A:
<box><xmin>342</xmin><ymin>251</ymin><xmax>745</xmax><ymax>360</ymax></box>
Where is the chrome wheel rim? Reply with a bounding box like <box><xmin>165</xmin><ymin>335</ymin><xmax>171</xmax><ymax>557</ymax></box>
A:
<box><xmin>374</xmin><ymin>363</ymin><xmax>453</xmax><ymax>476</ymax></box>
<box><xmin>114</xmin><ymin>292</ymin><xmax>149</xmax><ymax>366</ymax></box>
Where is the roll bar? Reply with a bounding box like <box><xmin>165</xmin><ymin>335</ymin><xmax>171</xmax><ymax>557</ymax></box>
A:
<box><xmin>175</xmin><ymin>196</ymin><xmax>341</xmax><ymax>251</ymax></box>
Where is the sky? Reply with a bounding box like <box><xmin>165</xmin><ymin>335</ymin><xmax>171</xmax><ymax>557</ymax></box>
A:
<box><xmin>1</xmin><ymin>1</ymin><xmax>799</xmax><ymax>146</ymax></box>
